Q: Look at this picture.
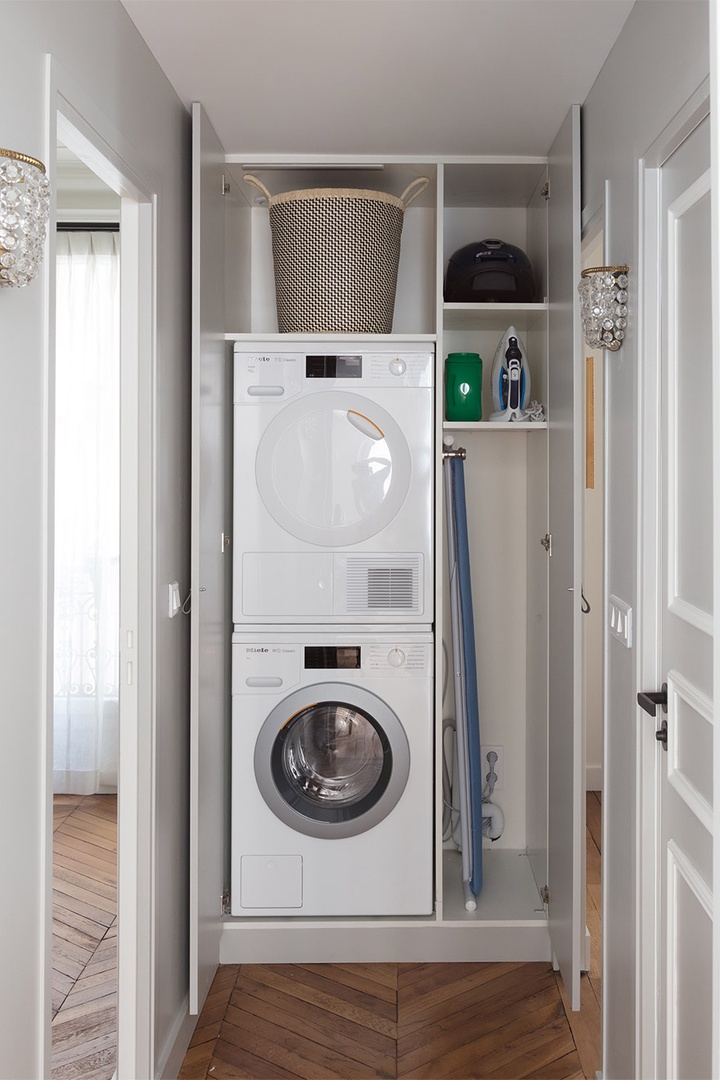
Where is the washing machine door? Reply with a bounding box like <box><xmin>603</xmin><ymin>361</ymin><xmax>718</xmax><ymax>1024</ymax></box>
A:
<box><xmin>255</xmin><ymin>391</ymin><xmax>412</xmax><ymax>547</ymax></box>
<box><xmin>254</xmin><ymin>683</ymin><xmax>410</xmax><ymax>839</ymax></box>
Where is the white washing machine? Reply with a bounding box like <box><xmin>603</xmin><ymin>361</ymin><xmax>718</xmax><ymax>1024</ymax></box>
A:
<box><xmin>233</xmin><ymin>340</ymin><xmax>434</xmax><ymax>624</ymax></box>
<box><xmin>231</xmin><ymin>631</ymin><xmax>434</xmax><ymax>917</ymax></box>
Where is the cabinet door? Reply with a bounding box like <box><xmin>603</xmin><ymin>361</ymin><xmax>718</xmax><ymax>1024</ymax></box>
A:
<box><xmin>190</xmin><ymin>103</ymin><xmax>231</xmax><ymax>1014</ymax></box>
<box><xmin>547</xmin><ymin>104</ymin><xmax>584</xmax><ymax>1011</ymax></box>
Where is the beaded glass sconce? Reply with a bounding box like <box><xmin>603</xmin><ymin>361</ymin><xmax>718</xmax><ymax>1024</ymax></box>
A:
<box><xmin>578</xmin><ymin>265</ymin><xmax>629</xmax><ymax>352</ymax></box>
<box><xmin>0</xmin><ymin>147</ymin><xmax>51</xmax><ymax>288</ymax></box>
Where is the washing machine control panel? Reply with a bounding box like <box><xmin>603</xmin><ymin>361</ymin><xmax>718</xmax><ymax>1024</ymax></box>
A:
<box><xmin>233</xmin><ymin>639</ymin><xmax>432</xmax><ymax>690</ymax></box>
<box><xmin>363</xmin><ymin>643</ymin><xmax>430</xmax><ymax>674</ymax></box>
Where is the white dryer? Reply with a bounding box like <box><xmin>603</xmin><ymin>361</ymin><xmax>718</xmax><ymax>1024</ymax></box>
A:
<box><xmin>233</xmin><ymin>340</ymin><xmax>434</xmax><ymax>624</ymax></box>
<box><xmin>231</xmin><ymin>631</ymin><xmax>433</xmax><ymax>917</ymax></box>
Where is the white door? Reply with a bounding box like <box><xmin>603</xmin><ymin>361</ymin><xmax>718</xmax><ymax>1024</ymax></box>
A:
<box><xmin>547</xmin><ymin>104</ymin><xmax>585</xmax><ymax>1012</ymax></box>
<box><xmin>639</xmin><ymin>110</ymin><xmax>714</xmax><ymax>1078</ymax></box>
<box><xmin>189</xmin><ymin>103</ymin><xmax>232</xmax><ymax>1013</ymax></box>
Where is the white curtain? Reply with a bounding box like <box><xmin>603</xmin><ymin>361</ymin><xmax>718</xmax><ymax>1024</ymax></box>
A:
<box><xmin>54</xmin><ymin>231</ymin><xmax>120</xmax><ymax>794</ymax></box>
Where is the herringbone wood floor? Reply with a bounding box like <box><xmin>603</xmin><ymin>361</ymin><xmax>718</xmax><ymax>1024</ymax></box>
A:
<box><xmin>180</xmin><ymin>793</ymin><xmax>603</xmax><ymax>1080</ymax></box>
<box><xmin>50</xmin><ymin>793</ymin><xmax>602</xmax><ymax>1080</ymax></box>
<box><xmin>51</xmin><ymin>793</ymin><xmax>118</xmax><ymax>1080</ymax></box>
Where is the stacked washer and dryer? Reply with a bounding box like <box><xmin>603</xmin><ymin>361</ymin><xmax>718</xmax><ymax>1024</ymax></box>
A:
<box><xmin>231</xmin><ymin>340</ymin><xmax>435</xmax><ymax>917</ymax></box>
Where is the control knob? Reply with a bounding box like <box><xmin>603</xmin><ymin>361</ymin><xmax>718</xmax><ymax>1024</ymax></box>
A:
<box><xmin>387</xmin><ymin>648</ymin><xmax>406</xmax><ymax>667</ymax></box>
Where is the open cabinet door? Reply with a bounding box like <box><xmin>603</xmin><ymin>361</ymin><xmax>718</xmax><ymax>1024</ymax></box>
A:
<box><xmin>547</xmin><ymin>104</ymin><xmax>585</xmax><ymax>1011</ymax></box>
<box><xmin>190</xmin><ymin>102</ymin><xmax>231</xmax><ymax>1014</ymax></box>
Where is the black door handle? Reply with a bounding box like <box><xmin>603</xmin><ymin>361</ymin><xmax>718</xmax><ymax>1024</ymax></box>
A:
<box><xmin>637</xmin><ymin>683</ymin><xmax>668</xmax><ymax>750</ymax></box>
<box><xmin>637</xmin><ymin>683</ymin><xmax>668</xmax><ymax>716</ymax></box>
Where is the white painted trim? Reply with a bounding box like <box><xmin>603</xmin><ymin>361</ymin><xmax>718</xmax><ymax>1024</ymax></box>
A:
<box><xmin>636</xmin><ymin>150</ymin><xmax>663</xmax><ymax>1080</ymax></box>
<box><xmin>642</xmin><ymin>79</ymin><xmax>711</xmax><ymax>170</ymax></box>
<box><xmin>666</xmin><ymin>671</ymin><xmax>714</xmax><ymax>834</ymax></box>
<box><xmin>667</xmin><ymin>597</ymin><xmax>714</xmax><ymax>637</ymax></box>
<box><xmin>117</xmin><ymin>195</ymin><xmax>157</xmax><ymax>1080</ymax></box>
<box><xmin>40</xmin><ymin>55</ymin><xmax>57</xmax><ymax>1080</ymax></box>
<box><xmin>219</xmin><ymin>921</ymin><xmax>551</xmax><ymax>963</ymax></box>
<box><xmin>666</xmin><ymin>171</ymin><xmax>713</xmax><ymax>639</ymax></box>
<box><xmin>154</xmin><ymin>997</ymin><xmax>198</xmax><ymax>1080</ymax></box>
<box><xmin>598</xmin><ymin>175</ymin><xmax>611</xmax><ymax>1080</ymax></box>
<box><xmin>711</xmin><ymin>9</ymin><xmax>720</xmax><ymax>1080</ymax></box>
<box><xmin>636</xmin><ymin>86</ymin><xmax>711</xmax><ymax>1080</ymax></box>
<box><xmin>666</xmin><ymin>841</ymin><xmax>714</xmax><ymax>1080</ymax></box>
<box><xmin>48</xmin><ymin>57</ymin><xmax>159</xmax><ymax>1080</ymax></box>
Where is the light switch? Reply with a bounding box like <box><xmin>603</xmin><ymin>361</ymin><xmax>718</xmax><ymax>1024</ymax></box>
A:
<box><xmin>608</xmin><ymin>593</ymin><xmax>632</xmax><ymax>648</ymax></box>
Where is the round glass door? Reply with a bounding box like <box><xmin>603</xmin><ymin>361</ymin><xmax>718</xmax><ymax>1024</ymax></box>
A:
<box><xmin>254</xmin><ymin>684</ymin><xmax>410</xmax><ymax>839</ymax></box>
<box><xmin>255</xmin><ymin>392</ymin><xmax>412</xmax><ymax>547</ymax></box>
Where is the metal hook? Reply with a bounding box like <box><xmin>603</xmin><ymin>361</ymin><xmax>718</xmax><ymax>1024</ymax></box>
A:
<box><xmin>581</xmin><ymin>587</ymin><xmax>591</xmax><ymax>614</ymax></box>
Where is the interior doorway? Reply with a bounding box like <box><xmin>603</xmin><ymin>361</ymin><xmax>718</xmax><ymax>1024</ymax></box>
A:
<box><xmin>46</xmin><ymin>94</ymin><xmax>157</xmax><ymax>1079</ymax></box>
<box><xmin>51</xmin><ymin>144</ymin><xmax>121</xmax><ymax>1078</ymax></box>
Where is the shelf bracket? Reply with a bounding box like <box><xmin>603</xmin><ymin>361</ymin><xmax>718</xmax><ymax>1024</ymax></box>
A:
<box><xmin>541</xmin><ymin>533</ymin><xmax>552</xmax><ymax>555</ymax></box>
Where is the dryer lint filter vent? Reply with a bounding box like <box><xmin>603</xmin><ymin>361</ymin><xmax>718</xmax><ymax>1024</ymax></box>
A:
<box><xmin>346</xmin><ymin>557</ymin><xmax>421</xmax><ymax>613</ymax></box>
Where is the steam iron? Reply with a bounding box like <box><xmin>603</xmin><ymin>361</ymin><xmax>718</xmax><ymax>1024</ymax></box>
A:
<box><xmin>488</xmin><ymin>326</ymin><xmax>531</xmax><ymax>422</ymax></box>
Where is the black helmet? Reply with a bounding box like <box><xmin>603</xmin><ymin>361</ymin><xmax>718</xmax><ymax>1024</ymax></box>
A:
<box><xmin>444</xmin><ymin>239</ymin><xmax>536</xmax><ymax>303</ymax></box>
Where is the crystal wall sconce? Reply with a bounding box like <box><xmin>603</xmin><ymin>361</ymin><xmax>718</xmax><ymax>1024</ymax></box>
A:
<box><xmin>578</xmin><ymin>265</ymin><xmax>629</xmax><ymax>352</ymax></box>
<box><xmin>0</xmin><ymin>147</ymin><xmax>51</xmax><ymax>288</ymax></box>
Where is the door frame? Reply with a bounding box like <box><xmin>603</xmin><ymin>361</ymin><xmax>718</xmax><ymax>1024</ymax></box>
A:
<box><xmin>712</xmin><ymin>10</ymin><xmax>720</xmax><ymax>1079</ymax></box>
<box><xmin>636</xmin><ymin>79</ymin><xmax>713</xmax><ymax>1080</ymax></box>
<box><xmin>44</xmin><ymin>61</ymin><xmax>157</xmax><ymax>1080</ymax></box>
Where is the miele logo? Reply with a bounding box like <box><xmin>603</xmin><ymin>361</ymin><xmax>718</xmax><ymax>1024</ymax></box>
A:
<box><xmin>246</xmin><ymin>647</ymin><xmax>269</xmax><ymax>653</ymax></box>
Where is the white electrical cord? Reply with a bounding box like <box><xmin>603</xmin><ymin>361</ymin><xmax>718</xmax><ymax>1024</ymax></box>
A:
<box><xmin>522</xmin><ymin>399</ymin><xmax>546</xmax><ymax>422</ymax></box>
<box><xmin>442</xmin><ymin>639</ymin><xmax>505</xmax><ymax>846</ymax></box>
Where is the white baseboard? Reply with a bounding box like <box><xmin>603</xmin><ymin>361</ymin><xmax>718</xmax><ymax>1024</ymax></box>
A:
<box><xmin>220</xmin><ymin>922</ymin><xmax>551</xmax><ymax>965</ymax></box>
<box><xmin>586</xmin><ymin>765</ymin><xmax>603</xmax><ymax>791</ymax></box>
<box><xmin>155</xmin><ymin>996</ymin><xmax>197</xmax><ymax>1080</ymax></box>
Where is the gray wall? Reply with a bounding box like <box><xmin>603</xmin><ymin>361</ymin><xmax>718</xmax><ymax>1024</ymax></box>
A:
<box><xmin>0</xmin><ymin>3</ymin><xmax>191</xmax><ymax>1077</ymax></box>
<box><xmin>582</xmin><ymin>2</ymin><xmax>709</xmax><ymax>1076</ymax></box>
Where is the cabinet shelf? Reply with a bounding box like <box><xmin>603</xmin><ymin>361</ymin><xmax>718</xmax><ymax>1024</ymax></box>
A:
<box><xmin>443</xmin><ymin>420</ymin><xmax>547</xmax><ymax>431</ymax></box>
<box><xmin>224</xmin><ymin>332</ymin><xmax>438</xmax><ymax>343</ymax></box>
<box><xmin>442</xmin><ymin>302</ymin><xmax>548</xmax><ymax>332</ymax></box>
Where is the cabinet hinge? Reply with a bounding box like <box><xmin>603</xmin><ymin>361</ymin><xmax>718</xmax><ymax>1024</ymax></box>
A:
<box><xmin>221</xmin><ymin>532</ymin><xmax>231</xmax><ymax>554</ymax></box>
<box><xmin>541</xmin><ymin>182</ymin><xmax>550</xmax><ymax>200</ymax></box>
<box><xmin>221</xmin><ymin>889</ymin><xmax>230</xmax><ymax>915</ymax></box>
<box><xmin>540</xmin><ymin>885</ymin><xmax>550</xmax><ymax>905</ymax></box>
<box><xmin>222</xmin><ymin>173</ymin><xmax>230</xmax><ymax>196</ymax></box>
<box><xmin>541</xmin><ymin>533</ymin><xmax>552</xmax><ymax>555</ymax></box>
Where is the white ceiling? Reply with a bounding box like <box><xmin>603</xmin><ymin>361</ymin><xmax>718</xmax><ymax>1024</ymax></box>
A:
<box><xmin>121</xmin><ymin>0</ymin><xmax>635</xmax><ymax>158</ymax></box>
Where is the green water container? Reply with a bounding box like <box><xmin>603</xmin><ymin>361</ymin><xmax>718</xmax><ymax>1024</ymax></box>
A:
<box><xmin>445</xmin><ymin>352</ymin><xmax>483</xmax><ymax>421</ymax></box>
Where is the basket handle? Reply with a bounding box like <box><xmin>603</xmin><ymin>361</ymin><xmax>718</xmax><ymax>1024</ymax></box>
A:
<box><xmin>243</xmin><ymin>174</ymin><xmax>273</xmax><ymax>203</ymax></box>
<box><xmin>400</xmin><ymin>176</ymin><xmax>430</xmax><ymax>210</ymax></box>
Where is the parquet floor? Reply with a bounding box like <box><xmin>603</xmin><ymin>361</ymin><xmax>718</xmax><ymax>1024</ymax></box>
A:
<box><xmin>180</xmin><ymin>793</ymin><xmax>603</xmax><ymax>1080</ymax></box>
<box><xmin>51</xmin><ymin>793</ymin><xmax>117</xmax><ymax>1080</ymax></box>
<box><xmin>50</xmin><ymin>793</ymin><xmax>602</xmax><ymax>1080</ymax></box>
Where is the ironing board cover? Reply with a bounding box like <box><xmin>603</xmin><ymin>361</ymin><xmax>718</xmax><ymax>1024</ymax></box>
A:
<box><xmin>448</xmin><ymin>456</ymin><xmax>484</xmax><ymax>895</ymax></box>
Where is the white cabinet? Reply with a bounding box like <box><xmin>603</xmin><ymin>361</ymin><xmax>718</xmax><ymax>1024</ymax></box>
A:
<box><xmin>190</xmin><ymin>104</ymin><xmax>584</xmax><ymax>1013</ymax></box>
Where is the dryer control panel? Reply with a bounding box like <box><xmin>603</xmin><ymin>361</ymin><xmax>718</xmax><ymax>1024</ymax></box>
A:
<box><xmin>234</xmin><ymin>345</ymin><xmax>433</xmax><ymax>404</ymax></box>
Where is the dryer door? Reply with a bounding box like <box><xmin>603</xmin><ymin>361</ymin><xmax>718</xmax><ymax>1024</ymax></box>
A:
<box><xmin>254</xmin><ymin>683</ymin><xmax>410</xmax><ymax>839</ymax></box>
<box><xmin>255</xmin><ymin>391</ymin><xmax>412</xmax><ymax>547</ymax></box>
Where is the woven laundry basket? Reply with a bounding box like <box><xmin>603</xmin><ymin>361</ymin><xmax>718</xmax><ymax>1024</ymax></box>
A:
<box><xmin>244</xmin><ymin>174</ymin><xmax>429</xmax><ymax>333</ymax></box>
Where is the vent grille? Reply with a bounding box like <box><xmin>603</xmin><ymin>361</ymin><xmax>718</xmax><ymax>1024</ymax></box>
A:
<box><xmin>346</xmin><ymin>557</ymin><xmax>420</xmax><ymax>613</ymax></box>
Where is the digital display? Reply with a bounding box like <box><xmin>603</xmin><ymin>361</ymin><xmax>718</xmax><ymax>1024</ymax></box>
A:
<box><xmin>306</xmin><ymin>354</ymin><xmax>362</xmax><ymax>379</ymax></box>
<box><xmin>305</xmin><ymin>646</ymin><xmax>361</xmax><ymax>669</ymax></box>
